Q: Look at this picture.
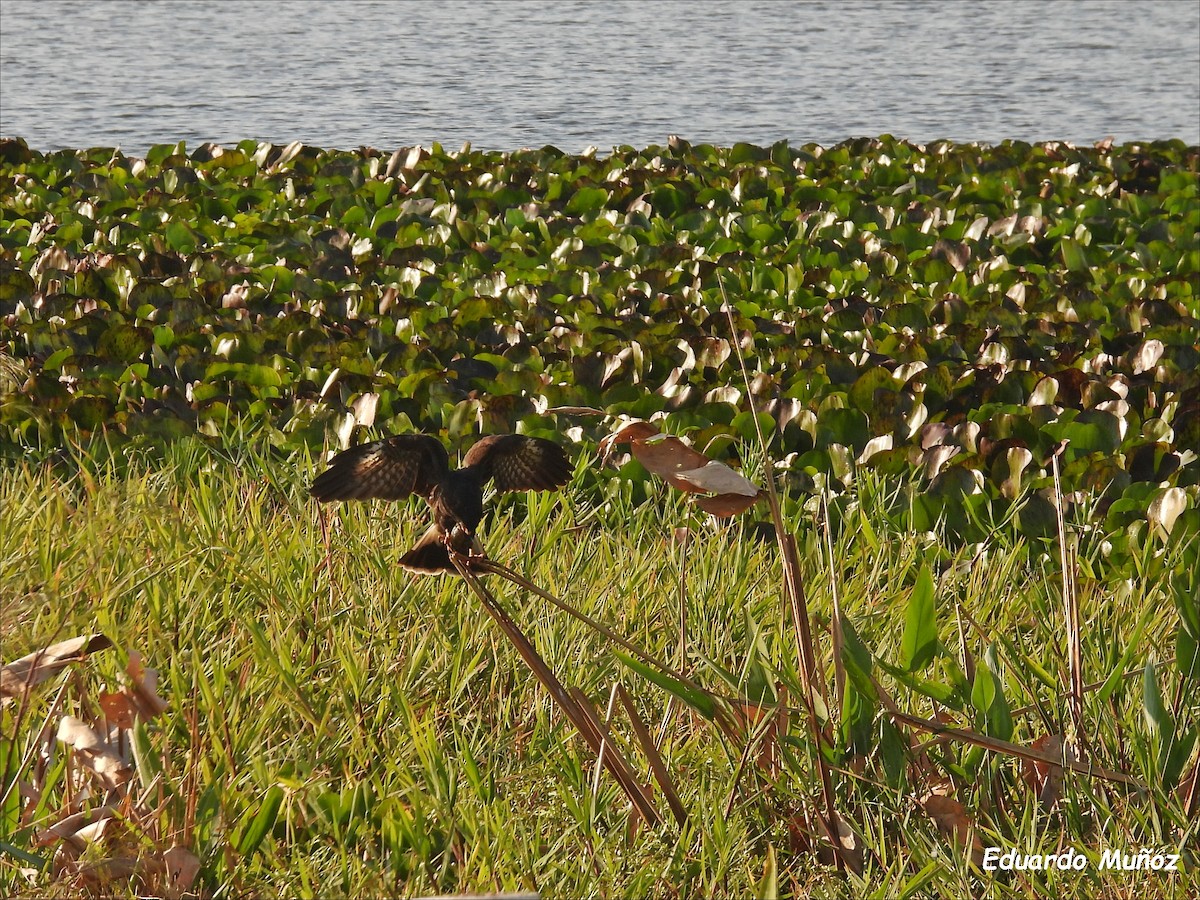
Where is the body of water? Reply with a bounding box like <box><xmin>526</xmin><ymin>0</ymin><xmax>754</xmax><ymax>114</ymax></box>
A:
<box><xmin>2</xmin><ymin>0</ymin><xmax>1198</xmax><ymax>154</ymax></box>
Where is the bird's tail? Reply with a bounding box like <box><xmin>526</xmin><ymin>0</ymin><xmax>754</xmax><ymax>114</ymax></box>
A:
<box><xmin>399</xmin><ymin>525</ymin><xmax>486</xmax><ymax>576</ymax></box>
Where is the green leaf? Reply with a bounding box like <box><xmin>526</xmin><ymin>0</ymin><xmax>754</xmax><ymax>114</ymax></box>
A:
<box><xmin>1176</xmin><ymin>624</ymin><xmax>1199</xmax><ymax>680</ymax></box>
<box><xmin>1097</xmin><ymin>605</ymin><xmax>1154</xmax><ymax>703</ymax></box>
<box><xmin>0</xmin><ymin>840</ymin><xmax>47</xmax><ymax>870</ymax></box>
<box><xmin>614</xmin><ymin>650</ymin><xmax>716</xmax><ymax>720</ymax></box>
<box><xmin>839</xmin><ymin>615</ymin><xmax>876</xmax><ymax>697</ymax></box>
<box><xmin>236</xmin><ymin>785</ymin><xmax>284</xmax><ymax>856</ymax></box>
<box><xmin>165</xmin><ymin>220</ymin><xmax>197</xmax><ymax>254</ymax></box>
<box><xmin>130</xmin><ymin>719</ymin><xmax>161</xmax><ymax>792</ymax></box>
<box><xmin>731</xmin><ymin>410</ymin><xmax>776</xmax><ymax>444</ymax></box>
<box><xmin>1143</xmin><ymin>654</ymin><xmax>1194</xmax><ymax>789</ymax></box>
<box><xmin>841</xmin><ymin>681</ymin><xmax>877</xmax><ymax>751</ymax></box>
<box><xmin>754</xmin><ymin>845</ymin><xmax>778</xmax><ymax>900</ymax></box>
<box><xmin>67</xmin><ymin>395</ymin><xmax>116</xmax><ymax>430</ymax></box>
<box><xmin>1059</xmin><ymin>237</ymin><xmax>1089</xmax><ymax>272</ymax></box>
<box><xmin>877</xmin><ymin>657</ymin><xmax>957</xmax><ymax>704</ymax></box>
<box><xmin>899</xmin><ymin>566</ymin><xmax>937</xmax><ymax>672</ymax></box>
<box><xmin>565</xmin><ymin>186</ymin><xmax>609</xmax><ymax>214</ymax></box>
<box><xmin>1142</xmin><ymin>654</ymin><xmax>1171</xmax><ymax>737</ymax></box>
<box><xmin>970</xmin><ymin>645</ymin><xmax>1013</xmax><ymax>741</ymax></box>
<box><xmin>206</xmin><ymin>362</ymin><xmax>283</xmax><ymax>387</ymax></box>
<box><xmin>880</xmin><ymin>718</ymin><xmax>907</xmax><ymax>788</ymax></box>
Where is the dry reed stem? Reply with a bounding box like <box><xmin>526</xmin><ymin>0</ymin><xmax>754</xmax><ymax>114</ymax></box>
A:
<box><xmin>1051</xmin><ymin>446</ymin><xmax>1086</xmax><ymax>751</ymax></box>
<box><xmin>719</xmin><ymin>276</ymin><xmax>845</xmax><ymax>872</ymax></box>
<box><xmin>616</xmin><ymin>683</ymin><xmax>688</xmax><ymax>826</ymax></box>
<box><xmin>475</xmin><ymin>558</ymin><xmax>741</xmax><ymax>742</ymax></box>
<box><xmin>452</xmin><ymin>555</ymin><xmax>663</xmax><ymax>828</ymax></box>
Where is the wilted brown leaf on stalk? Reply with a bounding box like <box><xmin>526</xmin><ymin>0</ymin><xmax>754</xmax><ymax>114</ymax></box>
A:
<box><xmin>36</xmin><ymin>805</ymin><xmax>119</xmax><ymax>849</ymax></box>
<box><xmin>601</xmin><ymin>420</ymin><xmax>764</xmax><ymax>516</ymax></box>
<box><xmin>125</xmin><ymin>651</ymin><xmax>170</xmax><ymax>719</ymax></box>
<box><xmin>814</xmin><ymin>815</ymin><xmax>867</xmax><ymax>875</ymax></box>
<box><xmin>733</xmin><ymin>694</ymin><xmax>790</xmax><ymax>777</ymax></box>
<box><xmin>791</xmin><ymin>807</ymin><xmax>867</xmax><ymax>874</ymax></box>
<box><xmin>99</xmin><ymin>691</ymin><xmax>136</xmax><ymax>729</ymax></box>
<box><xmin>672</xmin><ymin>460</ymin><xmax>761</xmax><ymax>497</ymax></box>
<box><xmin>1</xmin><ymin>634</ymin><xmax>113</xmax><ymax>700</ymax></box>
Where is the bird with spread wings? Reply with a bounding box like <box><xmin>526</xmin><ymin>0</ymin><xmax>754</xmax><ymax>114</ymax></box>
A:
<box><xmin>309</xmin><ymin>434</ymin><xmax>572</xmax><ymax>574</ymax></box>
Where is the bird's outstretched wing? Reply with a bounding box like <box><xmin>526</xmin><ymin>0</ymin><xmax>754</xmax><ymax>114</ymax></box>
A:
<box><xmin>310</xmin><ymin>434</ymin><xmax>450</xmax><ymax>502</ymax></box>
<box><xmin>461</xmin><ymin>434</ymin><xmax>572</xmax><ymax>492</ymax></box>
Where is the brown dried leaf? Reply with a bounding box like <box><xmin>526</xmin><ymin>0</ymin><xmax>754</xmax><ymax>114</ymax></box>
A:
<box><xmin>1</xmin><ymin>634</ymin><xmax>113</xmax><ymax>699</ymax></box>
<box><xmin>631</xmin><ymin>437</ymin><xmax>711</xmax><ymax>485</ymax></box>
<box><xmin>35</xmin><ymin>806</ymin><xmax>119</xmax><ymax>848</ymax></box>
<box><xmin>71</xmin><ymin>855</ymin><xmax>143</xmax><ymax>887</ymax></box>
<box><xmin>125</xmin><ymin>651</ymin><xmax>169</xmax><ymax>719</ymax></box>
<box><xmin>163</xmin><ymin>846</ymin><xmax>201</xmax><ymax>899</ymax></box>
<box><xmin>599</xmin><ymin>419</ymin><xmax>662</xmax><ymax>458</ymax></box>
<box><xmin>57</xmin><ymin>716</ymin><xmax>133</xmax><ymax>789</ymax></box>
<box><xmin>99</xmin><ymin>691</ymin><xmax>135</xmax><ymax>730</ymax></box>
<box><xmin>603</xmin><ymin>420</ymin><xmax>763</xmax><ymax>517</ymax></box>
<box><xmin>672</xmin><ymin>461</ymin><xmax>760</xmax><ymax>498</ymax></box>
<box><xmin>734</xmin><ymin>694</ymin><xmax>790</xmax><ymax>777</ymax></box>
<box><xmin>694</xmin><ymin>491</ymin><xmax>762</xmax><ymax>517</ymax></box>
<box><xmin>827</xmin><ymin>815</ymin><xmax>867</xmax><ymax>874</ymax></box>
<box><xmin>1021</xmin><ymin>734</ymin><xmax>1075</xmax><ymax>809</ymax></box>
<box><xmin>919</xmin><ymin>792</ymin><xmax>984</xmax><ymax>866</ymax></box>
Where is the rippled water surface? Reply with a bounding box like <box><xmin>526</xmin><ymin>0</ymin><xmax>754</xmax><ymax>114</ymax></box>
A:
<box><xmin>2</xmin><ymin>0</ymin><xmax>1197</xmax><ymax>153</ymax></box>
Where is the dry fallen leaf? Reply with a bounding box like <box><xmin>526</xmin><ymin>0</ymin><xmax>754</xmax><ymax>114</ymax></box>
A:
<box><xmin>1022</xmin><ymin>734</ymin><xmax>1075</xmax><ymax>809</ymax></box>
<box><xmin>56</xmin><ymin>716</ymin><xmax>133</xmax><ymax>790</ymax></box>
<box><xmin>694</xmin><ymin>492</ymin><xmax>761</xmax><ymax>516</ymax></box>
<box><xmin>919</xmin><ymin>790</ymin><xmax>985</xmax><ymax>867</ymax></box>
<box><xmin>821</xmin><ymin>814</ymin><xmax>867</xmax><ymax>875</ymax></box>
<box><xmin>1</xmin><ymin>634</ymin><xmax>113</xmax><ymax>700</ymax></box>
<box><xmin>99</xmin><ymin>692</ymin><xmax>136</xmax><ymax>730</ymax></box>
<box><xmin>35</xmin><ymin>806</ymin><xmax>119</xmax><ymax>849</ymax></box>
<box><xmin>163</xmin><ymin>845</ymin><xmax>201</xmax><ymax>899</ymax></box>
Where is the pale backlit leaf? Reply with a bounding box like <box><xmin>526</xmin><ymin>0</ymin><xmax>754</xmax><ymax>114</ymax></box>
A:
<box><xmin>1</xmin><ymin>634</ymin><xmax>113</xmax><ymax>700</ymax></box>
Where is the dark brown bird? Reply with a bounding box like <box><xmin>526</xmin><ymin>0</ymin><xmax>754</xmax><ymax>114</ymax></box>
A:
<box><xmin>309</xmin><ymin>434</ymin><xmax>572</xmax><ymax>574</ymax></box>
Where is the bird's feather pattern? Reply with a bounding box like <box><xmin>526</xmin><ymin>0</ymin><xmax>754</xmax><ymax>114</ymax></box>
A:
<box><xmin>462</xmin><ymin>434</ymin><xmax>573</xmax><ymax>492</ymax></box>
<box><xmin>309</xmin><ymin>434</ymin><xmax>449</xmax><ymax>502</ymax></box>
<box><xmin>310</xmin><ymin>432</ymin><xmax>571</xmax><ymax>575</ymax></box>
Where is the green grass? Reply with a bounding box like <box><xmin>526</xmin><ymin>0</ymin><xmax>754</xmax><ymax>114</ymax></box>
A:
<box><xmin>1</xmin><ymin>441</ymin><xmax>1196</xmax><ymax>898</ymax></box>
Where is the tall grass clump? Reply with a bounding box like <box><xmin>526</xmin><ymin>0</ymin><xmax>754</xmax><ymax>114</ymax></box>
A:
<box><xmin>2</xmin><ymin>429</ymin><xmax>1196</xmax><ymax>897</ymax></box>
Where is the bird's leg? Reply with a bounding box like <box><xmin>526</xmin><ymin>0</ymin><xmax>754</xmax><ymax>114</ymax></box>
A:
<box><xmin>464</xmin><ymin>534</ymin><xmax>488</xmax><ymax>561</ymax></box>
<box><xmin>444</xmin><ymin>523</ymin><xmax>489</xmax><ymax>565</ymax></box>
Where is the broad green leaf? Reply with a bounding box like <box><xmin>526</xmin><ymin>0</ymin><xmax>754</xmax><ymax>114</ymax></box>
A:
<box><xmin>970</xmin><ymin>645</ymin><xmax>1013</xmax><ymax>741</ymax></box>
<box><xmin>1059</xmin><ymin>237</ymin><xmax>1089</xmax><ymax>272</ymax></box>
<box><xmin>877</xmin><ymin>657</ymin><xmax>957</xmax><ymax>704</ymax></box>
<box><xmin>900</xmin><ymin>566</ymin><xmax>937</xmax><ymax>672</ymax></box>
<box><xmin>165</xmin><ymin>220</ymin><xmax>197</xmax><ymax>254</ymax></box>
<box><xmin>1143</xmin><ymin>654</ymin><xmax>1195</xmax><ymax>789</ymax></box>
<box><xmin>839</xmin><ymin>615</ymin><xmax>876</xmax><ymax>697</ymax></box>
<box><xmin>236</xmin><ymin>785</ymin><xmax>284</xmax><ymax>856</ymax></box>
